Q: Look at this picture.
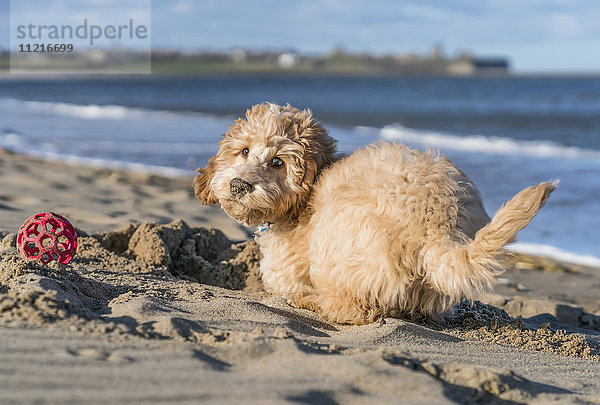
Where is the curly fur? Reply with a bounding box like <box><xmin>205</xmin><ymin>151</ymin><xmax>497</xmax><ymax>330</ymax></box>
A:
<box><xmin>194</xmin><ymin>103</ymin><xmax>556</xmax><ymax>325</ymax></box>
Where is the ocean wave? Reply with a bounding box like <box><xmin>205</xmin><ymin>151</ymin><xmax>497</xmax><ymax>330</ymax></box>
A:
<box><xmin>0</xmin><ymin>132</ymin><xmax>191</xmax><ymax>178</ymax></box>
<box><xmin>0</xmin><ymin>98</ymin><xmax>183</xmax><ymax>120</ymax></box>
<box><xmin>0</xmin><ymin>132</ymin><xmax>216</xmax><ymax>154</ymax></box>
<box><xmin>380</xmin><ymin>124</ymin><xmax>600</xmax><ymax>161</ymax></box>
<box><xmin>507</xmin><ymin>243</ymin><xmax>600</xmax><ymax>268</ymax></box>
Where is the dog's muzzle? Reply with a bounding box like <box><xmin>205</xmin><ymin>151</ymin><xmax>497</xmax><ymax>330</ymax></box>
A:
<box><xmin>230</xmin><ymin>178</ymin><xmax>254</xmax><ymax>198</ymax></box>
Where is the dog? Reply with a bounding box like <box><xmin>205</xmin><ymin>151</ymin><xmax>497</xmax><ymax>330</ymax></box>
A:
<box><xmin>194</xmin><ymin>103</ymin><xmax>556</xmax><ymax>325</ymax></box>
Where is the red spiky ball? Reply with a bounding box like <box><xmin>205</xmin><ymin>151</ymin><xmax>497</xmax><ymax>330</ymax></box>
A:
<box><xmin>17</xmin><ymin>212</ymin><xmax>77</xmax><ymax>265</ymax></box>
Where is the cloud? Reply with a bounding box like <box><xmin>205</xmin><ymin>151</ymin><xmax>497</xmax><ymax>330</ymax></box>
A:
<box><xmin>170</xmin><ymin>1</ymin><xmax>194</xmax><ymax>14</ymax></box>
<box><xmin>399</xmin><ymin>4</ymin><xmax>448</xmax><ymax>20</ymax></box>
<box><xmin>548</xmin><ymin>13</ymin><xmax>583</xmax><ymax>38</ymax></box>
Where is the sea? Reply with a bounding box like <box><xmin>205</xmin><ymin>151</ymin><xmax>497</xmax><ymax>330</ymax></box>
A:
<box><xmin>1</xmin><ymin>74</ymin><xmax>599</xmax><ymax>265</ymax></box>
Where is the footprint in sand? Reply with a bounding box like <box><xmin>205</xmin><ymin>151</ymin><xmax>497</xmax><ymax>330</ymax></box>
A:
<box><xmin>108</xmin><ymin>211</ymin><xmax>128</xmax><ymax>218</ymax></box>
<box><xmin>64</xmin><ymin>347</ymin><xmax>134</xmax><ymax>363</ymax></box>
<box><xmin>0</xmin><ymin>195</ymin><xmax>38</xmax><ymax>206</ymax></box>
<box><xmin>0</xmin><ymin>201</ymin><xmax>21</xmax><ymax>211</ymax></box>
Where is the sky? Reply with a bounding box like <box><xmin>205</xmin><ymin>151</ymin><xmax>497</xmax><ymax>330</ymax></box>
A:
<box><xmin>1</xmin><ymin>0</ymin><xmax>599</xmax><ymax>72</ymax></box>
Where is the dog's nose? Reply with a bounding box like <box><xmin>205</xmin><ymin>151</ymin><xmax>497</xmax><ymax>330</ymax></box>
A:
<box><xmin>230</xmin><ymin>178</ymin><xmax>254</xmax><ymax>197</ymax></box>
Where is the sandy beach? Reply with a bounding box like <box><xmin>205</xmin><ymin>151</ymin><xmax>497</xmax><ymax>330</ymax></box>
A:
<box><xmin>1</xmin><ymin>150</ymin><xmax>599</xmax><ymax>404</ymax></box>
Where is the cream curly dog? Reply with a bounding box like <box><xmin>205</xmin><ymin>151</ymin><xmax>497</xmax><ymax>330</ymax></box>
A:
<box><xmin>194</xmin><ymin>103</ymin><xmax>556</xmax><ymax>325</ymax></box>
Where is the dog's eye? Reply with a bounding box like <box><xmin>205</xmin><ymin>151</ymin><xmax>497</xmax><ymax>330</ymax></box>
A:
<box><xmin>241</xmin><ymin>148</ymin><xmax>249</xmax><ymax>157</ymax></box>
<box><xmin>272</xmin><ymin>157</ymin><xmax>284</xmax><ymax>167</ymax></box>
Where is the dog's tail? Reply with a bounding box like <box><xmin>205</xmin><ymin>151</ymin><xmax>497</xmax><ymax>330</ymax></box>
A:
<box><xmin>422</xmin><ymin>180</ymin><xmax>557</xmax><ymax>304</ymax></box>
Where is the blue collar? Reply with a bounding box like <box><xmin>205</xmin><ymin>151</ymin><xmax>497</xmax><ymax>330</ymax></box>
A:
<box><xmin>256</xmin><ymin>222</ymin><xmax>273</xmax><ymax>234</ymax></box>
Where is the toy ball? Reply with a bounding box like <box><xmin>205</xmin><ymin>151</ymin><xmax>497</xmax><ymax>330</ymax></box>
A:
<box><xmin>17</xmin><ymin>212</ymin><xmax>78</xmax><ymax>265</ymax></box>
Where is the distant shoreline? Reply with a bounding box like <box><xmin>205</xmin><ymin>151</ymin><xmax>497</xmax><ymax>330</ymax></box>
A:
<box><xmin>1</xmin><ymin>68</ymin><xmax>600</xmax><ymax>79</ymax></box>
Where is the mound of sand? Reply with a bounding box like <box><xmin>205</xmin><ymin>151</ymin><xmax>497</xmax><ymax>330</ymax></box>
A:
<box><xmin>95</xmin><ymin>219</ymin><xmax>263</xmax><ymax>291</ymax></box>
<box><xmin>1</xmin><ymin>220</ymin><xmax>597</xmax><ymax>357</ymax></box>
<box><xmin>442</xmin><ymin>301</ymin><xmax>598</xmax><ymax>360</ymax></box>
<box><xmin>1</xmin><ymin>220</ymin><xmax>264</xmax><ymax>339</ymax></box>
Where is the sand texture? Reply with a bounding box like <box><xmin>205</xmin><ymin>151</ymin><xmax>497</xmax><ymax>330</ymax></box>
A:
<box><xmin>1</xmin><ymin>151</ymin><xmax>600</xmax><ymax>404</ymax></box>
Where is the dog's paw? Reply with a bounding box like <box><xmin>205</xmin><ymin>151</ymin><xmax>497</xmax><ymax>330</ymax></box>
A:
<box><xmin>286</xmin><ymin>295</ymin><xmax>319</xmax><ymax>312</ymax></box>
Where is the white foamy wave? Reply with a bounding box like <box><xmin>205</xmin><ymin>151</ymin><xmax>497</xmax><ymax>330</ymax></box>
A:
<box><xmin>0</xmin><ymin>98</ymin><xmax>179</xmax><ymax>120</ymax></box>
<box><xmin>50</xmin><ymin>153</ymin><xmax>191</xmax><ymax>178</ymax></box>
<box><xmin>42</xmin><ymin>139</ymin><xmax>217</xmax><ymax>154</ymax></box>
<box><xmin>380</xmin><ymin>124</ymin><xmax>600</xmax><ymax>161</ymax></box>
<box><xmin>0</xmin><ymin>132</ymin><xmax>25</xmax><ymax>149</ymax></box>
<box><xmin>0</xmin><ymin>132</ymin><xmax>190</xmax><ymax>178</ymax></box>
<box><xmin>507</xmin><ymin>243</ymin><xmax>600</xmax><ymax>268</ymax></box>
<box><xmin>0</xmin><ymin>132</ymin><xmax>216</xmax><ymax>156</ymax></box>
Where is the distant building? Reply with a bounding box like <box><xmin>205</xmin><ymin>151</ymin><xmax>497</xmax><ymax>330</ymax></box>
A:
<box><xmin>229</xmin><ymin>48</ymin><xmax>247</xmax><ymax>63</ymax></box>
<box><xmin>277</xmin><ymin>52</ymin><xmax>299</xmax><ymax>69</ymax></box>
<box><xmin>472</xmin><ymin>58</ymin><xmax>510</xmax><ymax>74</ymax></box>
<box><xmin>431</xmin><ymin>42</ymin><xmax>444</xmax><ymax>59</ymax></box>
<box><xmin>447</xmin><ymin>61</ymin><xmax>476</xmax><ymax>75</ymax></box>
<box><xmin>85</xmin><ymin>50</ymin><xmax>107</xmax><ymax>63</ymax></box>
<box><xmin>448</xmin><ymin>57</ymin><xmax>509</xmax><ymax>75</ymax></box>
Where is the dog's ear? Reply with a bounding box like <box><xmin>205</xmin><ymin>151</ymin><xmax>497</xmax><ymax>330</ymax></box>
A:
<box><xmin>193</xmin><ymin>156</ymin><xmax>218</xmax><ymax>205</ymax></box>
<box><xmin>295</xmin><ymin>116</ymin><xmax>337</xmax><ymax>185</ymax></box>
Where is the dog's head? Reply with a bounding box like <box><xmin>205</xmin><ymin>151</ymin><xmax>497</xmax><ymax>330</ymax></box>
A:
<box><xmin>194</xmin><ymin>103</ymin><xmax>337</xmax><ymax>226</ymax></box>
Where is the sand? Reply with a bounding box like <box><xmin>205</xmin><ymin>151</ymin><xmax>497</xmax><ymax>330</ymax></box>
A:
<box><xmin>1</xmin><ymin>150</ymin><xmax>600</xmax><ymax>404</ymax></box>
